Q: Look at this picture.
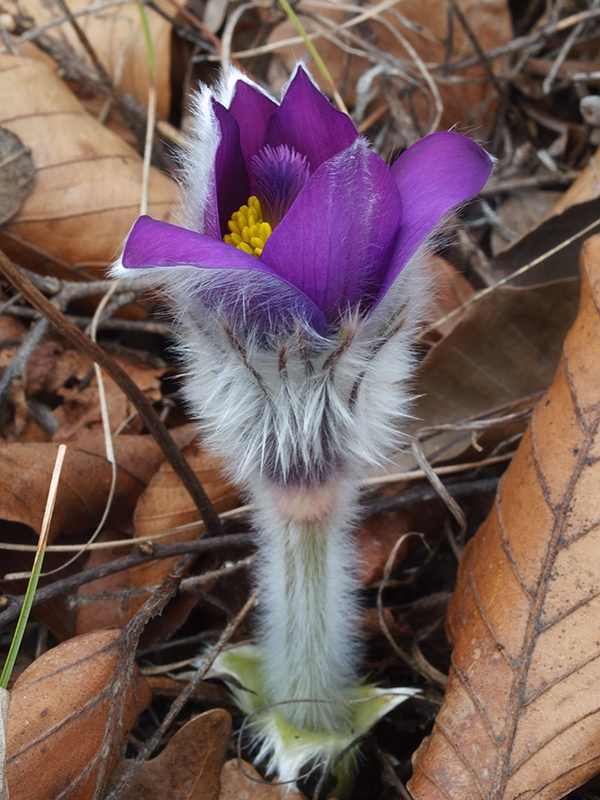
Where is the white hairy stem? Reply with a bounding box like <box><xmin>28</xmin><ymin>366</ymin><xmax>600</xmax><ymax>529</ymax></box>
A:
<box><xmin>253</xmin><ymin>478</ymin><xmax>361</xmax><ymax>733</ymax></box>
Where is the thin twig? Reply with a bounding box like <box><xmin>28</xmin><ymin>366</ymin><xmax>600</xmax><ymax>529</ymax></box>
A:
<box><xmin>0</xmin><ymin>533</ymin><xmax>255</xmax><ymax>628</ymax></box>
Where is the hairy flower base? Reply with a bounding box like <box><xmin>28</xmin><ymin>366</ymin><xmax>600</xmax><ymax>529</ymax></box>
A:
<box><xmin>210</xmin><ymin>644</ymin><xmax>419</xmax><ymax>796</ymax></box>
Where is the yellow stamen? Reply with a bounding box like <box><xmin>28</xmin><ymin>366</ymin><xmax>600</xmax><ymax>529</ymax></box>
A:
<box><xmin>224</xmin><ymin>196</ymin><xmax>272</xmax><ymax>258</ymax></box>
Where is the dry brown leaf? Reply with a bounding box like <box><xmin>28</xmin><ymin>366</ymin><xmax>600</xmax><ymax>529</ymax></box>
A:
<box><xmin>269</xmin><ymin>0</ymin><xmax>512</xmax><ymax>134</ymax></box>
<box><xmin>74</xmin><ymin>530</ymin><xmax>137</xmax><ymax>634</ymax></box>
<box><xmin>11</xmin><ymin>335</ymin><xmax>165</xmax><ymax>441</ymax></box>
<box><xmin>218</xmin><ymin>759</ymin><xmax>307</xmax><ymax>800</ymax></box>
<box><xmin>9</xmin><ymin>0</ymin><xmax>172</xmax><ymax>117</ymax></box>
<box><xmin>422</xmin><ymin>254</ymin><xmax>476</xmax><ymax>337</ymax></box>
<box><xmin>0</xmin><ymin>314</ymin><xmax>26</xmax><ymax>376</ymax></box>
<box><xmin>406</xmin><ymin>276</ymin><xmax>580</xmax><ymax>465</ymax></box>
<box><xmin>493</xmin><ymin>144</ymin><xmax>600</xmax><ymax>286</ymax></box>
<box><xmin>72</xmin><ymin>437</ymin><xmax>231</xmax><ymax>636</ymax></box>
<box><xmin>0</xmin><ymin>54</ymin><xmax>176</xmax><ymax>269</ymax></box>
<box><xmin>357</xmin><ymin>513</ymin><xmax>412</xmax><ymax>586</ymax></box>
<box><xmin>6</xmin><ymin>627</ymin><xmax>151</xmax><ymax>800</ymax></box>
<box><xmin>408</xmin><ymin>233</ymin><xmax>600</xmax><ymax>800</ymax></box>
<box><xmin>356</xmin><ymin>492</ymin><xmax>447</xmax><ymax>585</ymax></box>
<box><xmin>0</xmin><ymin>435</ymin><xmax>167</xmax><ymax>541</ymax></box>
<box><xmin>50</xmin><ymin>352</ymin><xmax>165</xmax><ymax>441</ymax></box>
<box><xmin>130</xmin><ymin>442</ymin><xmax>239</xmax><ymax>614</ymax></box>
<box><xmin>114</xmin><ymin>709</ymin><xmax>231</xmax><ymax>800</ymax></box>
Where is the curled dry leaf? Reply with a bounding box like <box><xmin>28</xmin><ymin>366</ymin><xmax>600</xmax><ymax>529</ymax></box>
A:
<box><xmin>218</xmin><ymin>759</ymin><xmax>307</xmax><ymax>800</ymax></box>
<box><xmin>6</xmin><ymin>627</ymin><xmax>151</xmax><ymax>800</ymax></box>
<box><xmin>49</xmin><ymin>352</ymin><xmax>165</xmax><ymax>442</ymax></box>
<box><xmin>408</xmin><ymin>233</ymin><xmax>600</xmax><ymax>800</ymax></box>
<box><xmin>114</xmin><ymin>709</ymin><xmax>231</xmax><ymax>800</ymax></box>
<box><xmin>0</xmin><ymin>127</ymin><xmax>35</xmax><ymax>226</ymax></box>
<box><xmin>9</xmin><ymin>0</ymin><xmax>172</xmax><ymax>117</ymax></box>
<box><xmin>0</xmin><ymin>54</ymin><xmax>177</xmax><ymax>268</ymax></box>
<box><xmin>9</xmin><ymin>335</ymin><xmax>165</xmax><ymax>441</ymax></box>
<box><xmin>268</xmin><ymin>0</ymin><xmax>512</xmax><ymax>134</ymax></box>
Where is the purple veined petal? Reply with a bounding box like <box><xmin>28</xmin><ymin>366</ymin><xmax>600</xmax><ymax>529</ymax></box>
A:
<box><xmin>264</xmin><ymin>67</ymin><xmax>359</xmax><ymax>173</ymax></box>
<box><xmin>121</xmin><ymin>216</ymin><xmax>329</xmax><ymax>334</ymax></box>
<box><xmin>212</xmin><ymin>101</ymin><xmax>251</xmax><ymax>237</ymax></box>
<box><xmin>228</xmin><ymin>79</ymin><xmax>278</xmax><ymax>175</ymax></box>
<box><xmin>260</xmin><ymin>141</ymin><xmax>403</xmax><ymax>323</ymax></box>
<box><xmin>380</xmin><ymin>132</ymin><xmax>493</xmax><ymax>302</ymax></box>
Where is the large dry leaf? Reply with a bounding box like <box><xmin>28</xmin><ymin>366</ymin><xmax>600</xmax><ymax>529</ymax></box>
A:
<box><xmin>49</xmin><ymin>352</ymin><xmax>165</xmax><ymax>442</ymax></box>
<box><xmin>408</xmin><ymin>233</ymin><xmax>600</xmax><ymax>800</ymax></box>
<box><xmin>405</xmin><ymin>276</ymin><xmax>580</xmax><ymax>465</ymax></box>
<box><xmin>6</xmin><ymin>627</ymin><xmax>151</xmax><ymax>800</ymax></box>
<box><xmin>114</xmin><ymin>709</ymin><xmax>231</xmax><ymax>800</ymax></box>
<box><xmin>0</xmin><ymin>54</ymin><xmax>176</xmax><ymax>268</ymax></box>
<box><xmin>8</xmin><ymin>0</ymin><xmax>172</xmax><ymax>117</ymax></box>
<box><xmin>74</xmin><ymin>529</ymin><xmax>139</xmax><ymax>635</ymax></box>
<box><xmin>0</xmin><ymin>434</ymin><xmax>169</xmax><ymax>541</ymax></box>
<box><xmin>493</xmin><ymin>145</ymin><xmax>600</xmax><ymax>286</ymax></box>
<box><xmin>269</xmin><ymin>0</ymin><xmax>512</xmax><ymax>134</ymax></box>
<box><xmin>422</xmin><ymin>254</ymin><xmax>476</xmax><ymax>338</ymax></box>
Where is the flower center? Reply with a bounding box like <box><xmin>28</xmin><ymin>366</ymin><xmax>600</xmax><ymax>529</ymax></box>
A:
<box><xmin>252</xmin><ymin>144</ymin><xmax>311</xmax><ymax>226</ymax></box>
<box><xmin>223</xmin><ymin>196</ymin><xmax>272</xmax><ymax>258</ymax></box>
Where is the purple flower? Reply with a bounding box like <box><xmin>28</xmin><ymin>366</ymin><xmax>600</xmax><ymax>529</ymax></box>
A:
<box><xmin>117</xmin><ymin>67</ymin><xmax>492</xmax><ymax>336</ymax></box>
<box><xmin>113</xmin><ymin>70</ymin><xmax>494</xmax><ymax>784</ymax></box>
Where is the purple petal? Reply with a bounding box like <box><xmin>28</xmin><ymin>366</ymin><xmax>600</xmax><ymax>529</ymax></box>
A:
<box><xmin>260</xmin><ymin>141</ymin><xmax>402</xmax><ymax>322</ymax></box>
<box><xmin>264</xmin><ymin>68</ymin><xmax>359</xmax><ymax>172</ymax></box>
<box><xmin>228</xmin><ymin>80</ymin><xmax>278</xmax><ymax>174</ymax></box>
<box><xmin>212</xmin><ymin>101</ymin><xmax>251</xmax><ymax>237</ymax></box>
<box><xmin>381</xmin><ymin>132</ymin><xmax>492</xmax><ymax>300</ymax></box>
<box><xmin>121</xmin><ymin>216</ymin><xmax>328</xmax><ymax>333</ymax></box>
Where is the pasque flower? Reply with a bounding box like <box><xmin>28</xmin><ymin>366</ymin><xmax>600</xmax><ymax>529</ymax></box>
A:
<box><xmin>113</xmin><ymin>66</ymin><xmax>492</xmax><ymax>792</ymax></box>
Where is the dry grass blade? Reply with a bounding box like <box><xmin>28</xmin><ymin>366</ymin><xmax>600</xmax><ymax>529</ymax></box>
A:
<box><xmin>0</xmin><ymin>436</ymin><xmax>170</xmax><ymax>544</ymax></box>
<box><xmin>0</xmin><ymin>689</ymin><xmax>8</xmax><ymax>800</ymax></box>
<box><xmin>408</xmin><ymin>232</ymin><xmax>600</xmax><ymax>800</ymax></box>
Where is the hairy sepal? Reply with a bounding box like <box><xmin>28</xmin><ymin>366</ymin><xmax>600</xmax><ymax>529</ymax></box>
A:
<box><xmin>209</xmin><ymin>643</ymin><xmax>419</xmax><ymax>790</ymax></box>
<box><xmin>122</xmin><ymin>249</ymin><xmax>429</xmax><ymax>491</ymax></box>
